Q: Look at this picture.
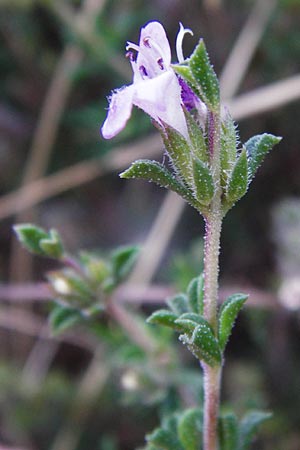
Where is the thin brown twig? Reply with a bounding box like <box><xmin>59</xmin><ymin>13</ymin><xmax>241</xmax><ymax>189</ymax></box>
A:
<box><xmin>0</xmin><ymin>135</ymin><xmax>161</xmax><ymax>221</ymax></box>
<box><xmin>0</xmin><ymin>282</ymin><xmax>174</xmax><ymax>304</ymax></box>
<box><xmin>0</xmin><ymin>307</ymin><xmax>97</xmax><ymax>350</ymax></box>
<box><xmin>21</xmin><ymin>325</ymin><xmax>59</xmax><ymax>392</ymax></box>
<box><xmin>21</xmin><ymin>46</ymin><xmax>83</xmax><ymax>186</ymax></box>
<box><xmin>0</xmin><ymin>281</ymin><xmax>279</xmax><ymax>309</ymax></box>
<box><xmin>227</xmin><ymin>73</ymin><xmax>300</xmax><ymax>120</ymax></box>
<box><xmin>127</xmin><ymin>191</ymin><xmax>186</xmax><ymax>285</ymax></box>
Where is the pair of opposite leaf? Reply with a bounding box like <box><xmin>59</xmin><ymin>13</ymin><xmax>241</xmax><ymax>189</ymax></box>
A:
<box><xmin>147</xmin><ymin>275</ymin><xmax>248</xmax><ymax>367</ymax></box>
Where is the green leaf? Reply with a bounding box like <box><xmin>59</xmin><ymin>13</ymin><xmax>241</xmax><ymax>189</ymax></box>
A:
<box><xmin>244</xmin><ymin>133</ymin><xmax>282</xmax><ymax>181</ymax></box>
<box><xmin>161</xmin><ymin>125</ymin><xmax>194</xmax><ymax>188</ymax></box>
<box><xmin>173</xmin><ymin>64</ymin><xmax>201</xmax><ymax>98</ymax></box>
<box><xmin>49</xmin><ymin>305</ymin><xmax>82</xmax><ymax>335</ymax></box>
<box><xmin>178</xmin><ymin>408</ymin><xmax>203</xmax><ymax>450</ymax></box>
<box><xmin>167</xmin><ymin>294</ymin><xmax>189</xmax><ymax>315</ymax></box>
<box><xmin>14</xmin><ymin>223</ymin><xmax>48</xmax><ymax>256</ymax></box>
<box><xmin>218</xmin><ymin>293</ymin><xmax>248</xmax><ymax>351</ymax></box>
<box><xmin>187</xmin><ymin>275</ymin><xmax>204</xmax><ymax>314</ymax></box>
<box><xmin>146</xmin><ymin>428</ymin><xmax>183</xmax><ymax>450</ymax></box>
<box><xmin>81</xmin><ymin>253</ymin><xmax>110</xmax><ymax>284</ymax></box>
<box><xmin>189</xmin><ymin>39</ymin><xmax>220</xmax><ymax>111</ymax></box>
<box><xmin>188</xmin><ymin>324</ymin><xmax>222</xmax><ymax>366</ymax></box>
<box><xmin>14</xmin><ymin>224</ymin><xmax>64</xmax><ymax>258</ymax></box>
<box><xmin>120</xmin><ymin>159</ymin><xmax>198</xmax><ymax>210</ymax></box>
<box><xmin>192</xmin><ymin>158</ymin><xmax>214</xmax><ymax>206</ymax></box>
<box><xmin>220</xmin><ymin>112</ymin><xmax>238</xmax><ymax>189</ymax></box>
<box><xmin>111</xmin><ymin>245</ymin><xmax>139</xmax><ymax>283</ymax></box>
<box><xmin>184</xmin><ymin>109</ymin><xmax>209</xmax><ymax>163</ymax></box>
<box><xmin>176</xmin><ymin>313</ymin><xmax>221</xmax><ymax>366</ymax></box>
<box><xmin>226</xmin><ymin>149</ymin><xmax>248</xmax><ymax>205</ymax></box>
<box><xmin>238</xmin><ymin>411</ymin><xmax>272</xmax><ymax>450</ymax></box>
<box><xmin>218</xmin><ymin>413</ymin><xmax>239</xmax><ymax>450</ymax></box>
<box><xmin>175</xmin><ymin>312</ymin><xmax>207</xmax><ymax>331</ymax></box>
<box><xmin>39</xmin><ymin>229</ymin><xmax>64</xmax><ymax>259</ymax></box>
<box><xmin>147</xmin><ymin>309</ymin><xmax>180</xmax><ymax>331</ymax></box>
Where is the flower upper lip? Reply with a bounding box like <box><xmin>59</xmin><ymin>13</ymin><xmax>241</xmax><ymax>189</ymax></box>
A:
<box><xmin>101</xmin><ymin>21</ymin><xmax>196</xmax><ymax>140</ymax></box>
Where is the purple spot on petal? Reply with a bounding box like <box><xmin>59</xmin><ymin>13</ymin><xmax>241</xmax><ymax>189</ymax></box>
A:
<box><xmin>157</xmin><ymin>58</ymin><xmax>164</xmax><ymax>70</ymax></box>
<box><xmin>139</xmin><ymin>65</ymin><xmax>148</xmax><ymax>77</ymax></box>
<box><xmin>143</xmin><ymin>37</ymin><xmax>151</xmax><ymax>48</ymax></box>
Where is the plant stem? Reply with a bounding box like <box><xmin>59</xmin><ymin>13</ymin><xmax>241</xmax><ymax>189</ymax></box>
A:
<box><xmin>203</xmin><ymin>209</ymin><xmax>222</xmax><ymax>332</ymax></box>
<box><xmin>203</xmin><ymin>364</ymin><xmax>222</xmax><ymax>450</ymax></box>
<box><xmin>202</xmin><ymin>110</ymin><xmax>223</xmax><ymax>450</ymax></box>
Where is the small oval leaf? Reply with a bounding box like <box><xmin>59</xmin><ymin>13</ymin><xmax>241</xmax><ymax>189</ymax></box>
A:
<box><xmin>192</xmin><ymin>158</ymin><xmax>214</xmax><ymax>206</ymax></box>
<box><xmin>226</xmin><ymin>149</ymin><xmax>248</xmax><ymax>205</ymax></box>
<box><xmin>120</xmin><ymin>159</ymin><xmax>198</xmax><ymax>210</ymax></box>
<box><xmin>175</xmin><ymin>312</ymin><xmax>206</xmax><ymax>333</ymax></box>
<box><xmin>189</xmin><ymin>324</ymin><xmax>222</xmax><ymax>366</ymax></box>
<box><xmin>111</xmin><ymin>245</ymin><xmax>139</xmax><ymax>283</ymax></box>
<box><xmin>245</xmin><ymin>133</ymin><xmax>282</xmax><ymax>181</ymax></box>
<box><xmin>176</xmin><ymin>314</ymin><xmax>221</xmax><ymax>366</ymax></box>
<box><xmin>178</xmin><ymin>408</ymin><xmax>203</xmax><ymax>450</ymax></box>
<box><xmin>49</xmin><ymin>305</ymin><xmax>82</xmax><ymax>336</ymax></box>
<box><xmin>220</xmin><ymin>112</ymin><xmax>238</xmax><ymax>189</ymax></box>
<box><xmin>167</xmin><ymin>294</ymin><xmax>189</xmax><ymax>315</ymax></box>
<box><xmin>218</xmin><ymin>412</ymin><xmax>239</xmax><ymax>450</ymax></box>
<box><xmin>189</xmin><ymin>39</ymin><xmax>220</xmax><ymax>112</ymax></box>
<box><xmin>39</xmin><ymin>229</ymin><xmax>64</xmax><ymax>259</ymax></box>
<box><xmin>146</xmin><ymin>428</ymin><xmax>183</xmax><ymax>450</ymax></box>
<box><xmin>218</xmin><ymin>293</ymin><xmax>248</xmax><ymax>351</ymax></box>
<box><xmin>14</xmin><ymin>223</ymin><xmax>49</xmax><ymax>256</ymax></box>
<box><xmin>184</xmin><ymin>109</ymin><xmax>209</xmax><ymax>163</ymax></box>
<box><xmin>239</xmin><ymin>411</ymin><xmax>272</xmax><ymax>450</ymax></box>
<box><xmin>187</xmin><ymin>274</ymin><xmax>204</xmax><ymax>314</ymax></box>
<box><xmin>161</xmin><ymin>125</ymin><xmax>193</xmax><ymax>187</ymax></box>
<box><xmin>147</xmin><ymin>309</ymin><xmax>180</xmax><ymax>331</ymax></box>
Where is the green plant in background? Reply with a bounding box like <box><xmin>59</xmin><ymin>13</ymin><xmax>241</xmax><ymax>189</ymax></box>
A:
<box><xmin>14</xmin><ymin>223</ymin><xmax>140</xmax><ymax>334</ymax></box>
<box><xmin>100</xmin><ymin>21</ymin><xmax>281</xmax><ymax>450</ymax></box>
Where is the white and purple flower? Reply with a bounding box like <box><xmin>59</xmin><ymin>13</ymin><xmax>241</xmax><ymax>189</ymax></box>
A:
<box><xmin>101</xmin><ymin>21</ymin><xmax>206</xmax><ymax>140</ymax></box>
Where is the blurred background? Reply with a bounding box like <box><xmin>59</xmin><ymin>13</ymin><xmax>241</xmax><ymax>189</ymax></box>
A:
<box><xmin>0</xmin><ymin>0</ymin><xmax>300</xmax><ymax>449</ymax></box>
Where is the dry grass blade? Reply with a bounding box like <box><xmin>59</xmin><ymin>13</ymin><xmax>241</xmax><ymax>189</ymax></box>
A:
<box><xmin>220</xmin><ymin>0</ymin><xmax>277</xmax><ymax>99</ymax></box>
<box><xmin>50</xmin><ymin>350</ymin><xmax>109</xmax><ymax>450</ymax></box>
<box><xmin>228</xmin><ymin>74</ymin><xmax>300</xmax><ymax>119</ymax></box>
<box><xmin>0</xmin><ymin>307</ymin><xmax>97</xmax><ymax>350</ymax></box>
<box><xmin>127</xmin><ymin>191</ymin><xmax>185</xmax><ymax>285</ymax></box>
<box><xmin>0</xmin><ymin>135</ymin><xmax>161</xmax><ymax>221</ymax></box>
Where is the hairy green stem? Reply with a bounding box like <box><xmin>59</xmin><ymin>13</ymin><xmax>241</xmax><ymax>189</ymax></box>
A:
<box><xmin>202</xmin><ymin>110</ymin><xmax>223</xmax><ymax>450</ymax></box>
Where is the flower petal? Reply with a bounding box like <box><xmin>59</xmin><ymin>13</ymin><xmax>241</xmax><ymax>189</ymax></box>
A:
<box><xmin>139</xmin><ymin>21</ymin><xmax>171</xmax><ymax>68</ymax></box>
<box><xmin>133</xmin><ymin>71</ymin><xmax>188</xmax><ymax>139</ymax></box>
<box><xmin>101</xmin><ymin>86</ymin><xmax>134</xmax><ymax>139</ymax></box>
